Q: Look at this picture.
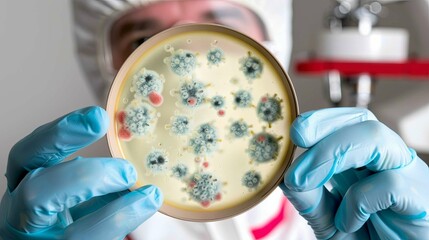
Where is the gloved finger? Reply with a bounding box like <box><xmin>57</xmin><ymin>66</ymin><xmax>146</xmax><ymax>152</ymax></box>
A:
<box><xmin>69</xmin><ymin>190</ymin><xmax>129</xmax><ymax>220</ymax></box>
<box><xmin>8</xmin><ymin>157</ymin><xmax>136</xmax><ymax>233</ymax></box>
<box><xmin>329</xmin><ymin>229</ymin><xmax>370</xmax><ymax>240</ymax></box>
<box><xmin>280</xmin><ymin>182</ymin><xmax>340</xmax><ymax>239</ymax></box>
<box><xmin>285</xmin><ymin>120</ymin><xmax>412</xmax><ymax>191</ymax></box>
<box><xmin>64</xmin><ymin>185</ymin><xmax>163</xmax><ymax>240</ymax></box>
<box><xmin>329</xmin><ymin>168</ymin><xmax>372</xmax><ymax>197</ymax></box>
<box><xmin>335</xmin><ymin>156</ymin><xmax>429</xmax><ymax>233</ymax></box>
<box><xmin>6</xmin><ymin>106</ymin><xmax>109</xmax><ymax>191</ymax></box>
<box><xmin>291</xmin><ymin>107</ymin><xmax>377</xmax><ymax>148</ymax></box>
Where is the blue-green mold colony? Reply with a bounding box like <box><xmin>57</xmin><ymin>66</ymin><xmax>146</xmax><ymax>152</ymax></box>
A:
<box><xmin>167</xmin><ymin>50</ymin><xmax>197</xmax><ymax>76</ymax></box>
<box><xmin>248</xmin><ymin>132</ymin><xmax>279</xmax><ymax>163</ymax></box>
<box><xmin>123</xmin><ymin>103</ymin><xmax>154</xmax><ymax>137</ymax></box>
<box><xmin>189</xmin><ymin>123</ymin><xmax>218</xmax><ymax>155</ymax></box>
<box><xmin>189</xmin><ymin>172</ymin><xmax>220</xmax><ymax>203</ymax></box>
<box><xmin>233</xmin><ymin>90</ymin><xmax>252</xmax><ymax>108</ymax></box>
<box><xmin>240</xmin><ymin>53</ymin><xmax>263</xmax><ymax>80</ymax></box>
<box><xmin>230</xmin><ymin>120</ymin><xmax>249</xmax><ymax>138</ymax></box>
<box><xmin>207</xmin><ymin>47</ymin><xmax>225</xmax><ymax>66</ymax></box>
<box><xmin>242</xmin><ymin>170</ymin><xmax>262</xmax><ymax>189</ymax></box>
<box><xmin>257</xmin><ymin>96</ymin><xmax>282</xmax><ymax>124</ymax></box>
<box><xmin>132</xmin><ymin>69</ymin><xmax>163</xmax><ymax>98</ymax></box>
<box><xmin>170</xmin><ymin>115</ymin><xmax>191</xmax><ymax>135</ymax></box>
<box><xmin>179</xmin><ymin>80</ymin><xmax>206</xmax><ymax>107</ymax></box>
<box><xmin>146</xmin><ymin>149</ymin><xmax>169</xmax><ymax>173</ymax></box>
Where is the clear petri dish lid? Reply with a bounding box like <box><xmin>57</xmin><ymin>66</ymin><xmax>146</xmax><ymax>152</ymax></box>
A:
<box><xmin>106</xmin><ymin>23</ymin><xmax>298</xmax><ymax>222</ymax></box>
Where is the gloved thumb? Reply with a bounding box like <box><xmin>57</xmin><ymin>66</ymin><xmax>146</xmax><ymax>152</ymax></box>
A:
<box><xmin>280</xmin><ymin>182</ymin><xmax>340</xmax><ymax>239</ymax></box>
<box><xmin>64</xmin><ymin>185</ymin><xmax>163</xmax><ymax>240</ymax></box>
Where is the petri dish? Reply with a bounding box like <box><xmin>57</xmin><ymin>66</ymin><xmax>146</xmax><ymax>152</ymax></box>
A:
<box><xmin>106</xmin><ymin>24</ymin><xmax>298</xmax><ymax>222</ymax></box>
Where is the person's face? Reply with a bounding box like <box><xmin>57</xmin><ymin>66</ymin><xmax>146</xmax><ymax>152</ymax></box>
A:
<box><xmin>110</xmin><ymin>0</ymin><xmax>266</xmax><ymax>71</ymax></box>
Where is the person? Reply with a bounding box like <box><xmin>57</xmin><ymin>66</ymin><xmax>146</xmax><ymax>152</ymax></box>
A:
<box><xmin>1</xmin><ymin>0</ymin><xmax>428</xmax><ymax>239</ymax></box>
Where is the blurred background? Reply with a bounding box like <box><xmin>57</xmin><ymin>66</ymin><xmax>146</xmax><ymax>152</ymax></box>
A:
<box><xmin>1</xmin><ymin>0</ymin><xmax>429</xmax><ymax>195</ymax></box>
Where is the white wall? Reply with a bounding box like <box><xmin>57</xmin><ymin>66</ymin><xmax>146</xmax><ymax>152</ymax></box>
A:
<box><xmin>0</xmin><ymin>1</ymin><xmax>107</xmax><ymax>195</ymax></box>
<box><xmin>1</xmin><ymin>0</ymin><xmax>429</xmax><ymax>196</ymax></box>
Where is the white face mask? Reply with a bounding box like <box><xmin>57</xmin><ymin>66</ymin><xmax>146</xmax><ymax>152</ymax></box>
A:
<box><xmin>262</xmin><ymin>41</ymin><xmax>288</xmax><ymax>68</ymax></box>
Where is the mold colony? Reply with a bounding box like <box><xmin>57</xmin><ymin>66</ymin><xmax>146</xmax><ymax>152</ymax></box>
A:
<box><xmin>189</xmin><ymin>123</ymin><xmax>219</xmax><ymax>155</ymax></box>
<box><xmin>117</xmin><ymin>101</ymin><xmax>158</xmax><ymax>140</ymax></box>
<box><xmin>146</xmin><ymin>149</ymin><xmax>169</xmax><ymax>173</ymax></box>
<box><xmin>207</xmin><ymin>47</ymin><xmax>225</xmax><ymax>66</ymax></box>
<box><xmin>257</xmin><ymin>94</ymin><xmax>283</xmax><ymax>127</ymax></box>
<box><xmin>229</xmin><ymin>120</ymin><xmax>249</xmax><ymax>138</ymax></box>
<box><xmin>178</xmin><ymin>80</ymin><xmax>207</xmax><ymax>108</ymax></box>
<box><xmin>233</xmin><ymin>90</ymin><xmax>253</xmax><ymax>108</ymax></box>
<box><xmin>242</xmin><ymin>170</ymin><xmax>262</xmax><ymax>190</ymax></box>
<box><xmin>248</xmin><ymin>132</ymin><xmax>281</xmax><ymax>163</ymax></box>
<box><xmin>169</xmin><ymin>115</ymin><xmax>191</xmax><ymax>135</ymax></box>
<box><xmin>131</xmin><ymin>68</ymin><xmax>165</xmax><ymax>107</ymax></box>
<box><xmin>240</xmin><ymin>51</ymin><xmax>263</xmax><ymax>80</ymax></box>
<box><xmin>164</xmin><ymin>46</ymin><xmax>198</xmax><ymax>77</ymax></box>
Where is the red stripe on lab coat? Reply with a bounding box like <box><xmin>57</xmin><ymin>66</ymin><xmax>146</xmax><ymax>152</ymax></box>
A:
<box><xmin>125</xmin><ymin>235</ymin><xmax>133</xmax><ymax>240</ymax></box>
<box><xmin>251</xmin><ymin>197</ymin><xmax>289</xmax><ymax>239</ymax></box>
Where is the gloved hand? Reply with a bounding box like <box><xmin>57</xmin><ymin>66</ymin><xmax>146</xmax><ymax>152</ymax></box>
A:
<box><xmin>281</xmin><ymin>107</ymin><xmax>429</xmax><ymax>240</ymax></box>
<box><xmin>0</xmin><ymin>106</ymin><xmax>163</xmax><ymax>240</ymax></box>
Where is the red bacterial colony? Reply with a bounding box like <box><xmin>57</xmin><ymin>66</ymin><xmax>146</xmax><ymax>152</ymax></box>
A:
<box><xmin>117</xmin><ymin>111</ymin><xmax>131</xmax><ymax>140</ymax></box>
<box><xmin>149</xmin><ymin>92</ymin><xmax>164</xmax><ymax>107</ymax></box>
<box><xmin>187</xmin><ymin>97</ymin><xmax>197</xmax><ymax>106</ymax></box>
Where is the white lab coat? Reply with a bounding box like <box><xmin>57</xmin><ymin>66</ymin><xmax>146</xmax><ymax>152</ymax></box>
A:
<box><xmin>129</xmin><ymin>189</ymin><xmax>316</xmax><ymax>240</ymax></box>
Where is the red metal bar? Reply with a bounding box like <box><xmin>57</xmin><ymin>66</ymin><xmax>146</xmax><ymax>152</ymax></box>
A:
<box><xmin>295</xmin><ymin>59</ymin><xmax>429</xmax><ymax>79</ymax></box>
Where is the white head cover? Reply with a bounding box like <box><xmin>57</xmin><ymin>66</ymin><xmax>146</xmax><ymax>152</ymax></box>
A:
<box><xmin>72</xmin><ymin>0</ymin><xmax>292</xmax><ymax>102</ymax></box>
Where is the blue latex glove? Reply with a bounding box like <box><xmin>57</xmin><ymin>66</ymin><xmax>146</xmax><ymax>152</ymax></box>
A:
<box><xmin>0</xmin><ymin>106</ymin><xmax>163</xmax><ymax>240</ymax></box>
<box><xmin>281</xmin><ymin>108</ymin><xmax>429</xmax><ymax>240</ymax></box>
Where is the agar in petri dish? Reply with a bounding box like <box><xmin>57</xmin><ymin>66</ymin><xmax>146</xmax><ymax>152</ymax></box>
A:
<box><xmin>106</xmin><ymin>24</ymin><xmax>298</xmax><ymax>221</ymax></box>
